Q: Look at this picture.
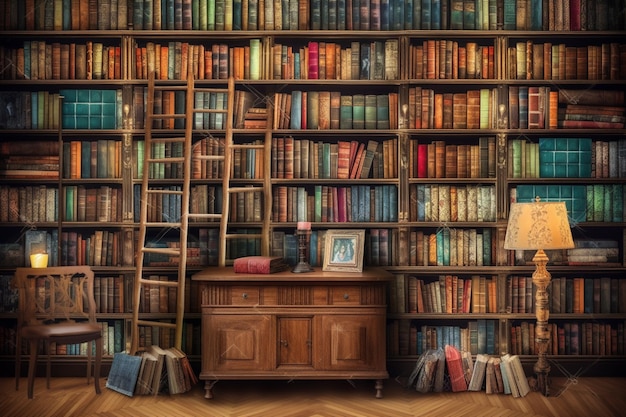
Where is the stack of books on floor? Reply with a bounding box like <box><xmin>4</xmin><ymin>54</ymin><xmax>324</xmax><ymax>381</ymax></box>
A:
<box><xmin>407</xmin><ymin>345</ymin><xmax>530</xmax><ymax>398</ymax></box>
<box><xmin>106</xmin><ymin>346</ymin><xmax>198</xmax><ymax>397</ymax></box>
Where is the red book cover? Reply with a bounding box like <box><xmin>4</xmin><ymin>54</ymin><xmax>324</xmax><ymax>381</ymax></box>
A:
<box><xmin>233</xmin><ymin>256</ymin><xmax>288</xmax><ymax>274</ymax></box>
<box><xmin>308</xmin><ymin>42</ymin><xmax>319</xmax><ymax>80</ymax></box>
<box><xmin>417</xmin><ymin>144</ymin><xmax>428</xmax><ymax>178</ymax></box>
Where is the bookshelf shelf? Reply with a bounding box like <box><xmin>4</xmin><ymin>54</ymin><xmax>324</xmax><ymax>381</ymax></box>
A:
<box><xmin>0</xmin><ymin>0</ymin><xmax>625</xmax><ymax>383</ymax></box>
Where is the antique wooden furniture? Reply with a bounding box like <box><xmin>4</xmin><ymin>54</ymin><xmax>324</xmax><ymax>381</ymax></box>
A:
<box><xmin>13</xmin><ymin>266</ymin><xmax>102</xmax><ymax>399</ymax></box>
<box><xmin>192</xmin><ymin>267</ymin><xmax>392</xmax><ymax>399</ymax></box>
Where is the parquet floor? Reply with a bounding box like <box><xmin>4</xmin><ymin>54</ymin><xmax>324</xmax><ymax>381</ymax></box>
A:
<box><xmin>2</xmin><ymin>376</ymin><xmax>626</xmax><ymax>417</ymax></box>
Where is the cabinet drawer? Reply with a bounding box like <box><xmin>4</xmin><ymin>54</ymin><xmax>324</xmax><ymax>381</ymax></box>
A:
<box><xmin>331</xmin><ymin>286</ymin><xmax>361</xmax><ymax>305</ymax></box>
<box><xmin>230</xmin><ymin>286</ymin><xmax>260</xmax><ymax>305</ymax></box>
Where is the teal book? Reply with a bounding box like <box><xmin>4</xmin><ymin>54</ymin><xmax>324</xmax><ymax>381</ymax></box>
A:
<box><xmin>106</xmin><ymin>352</ymin><xmax>142</xmax><ymax>397</ymax></box>
<box><xmin>431</xmin><ymin>0</ymin><xmax>440</xmax><ymax>29</ymax></box>
<box><xmin>482</xmin><ymin>228</ymin><xmax>491</xmax><ymax>266</ymax></box>
<box><xmin>381</xmin><ymin>0</ymin><xmax>390</xmax><ymax>30</ymax></box>
<box><xmin>340</xmin><ymin>95</ymin><xmax>353</xmax><ymax>129</ymax></box>
<box><xmin>364</xmin><ymin>94</ymin><xmax>377</xmax><ymax>129</ymax></box>
<box><xmin>233</xmin><ymin>0</ymin><xmax>242</xmax><ymax>29</ymax></box>
<box><xmin>502</xmin><ymin>0</ymin><xmax>515</xmax><ymax>30</ymax></box>
<box><xmin>376</xmin><ymin>94</ymin><xmax>390</xmax><ymax>129</ymax></box>
<box><xmin>352</xmin><ymin>94</ymin><xmax>365</xmax><ymax>129</ymax></box>
<box><xmin>450</xmin><ymin>0</ymin><xmax>463</xmax><ymax>29</ymax></box>
<box><xmin>462</xmin><ymin>0</ymin><xmax>474</xmax><ymax>30</ymax></box>
<box><xmin>420</xmin><ymin>0</ymin><xmax>431</xmax><ymax>29</ymax></box>
<box><xmin>530</xmin><ymin>0</ymin><xmax>542</xmax><ymax>30</ymax></box>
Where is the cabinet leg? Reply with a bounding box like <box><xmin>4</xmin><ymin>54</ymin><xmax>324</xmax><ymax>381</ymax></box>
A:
<box><xmin>204</xmin><ymin>380</ymin><xmax>218</xmax><ymax>399</ymax></box>
<box><xmin>374</xmin><ymin>379</ymin><xmax>384</xmax><ymax>399</ymax></box>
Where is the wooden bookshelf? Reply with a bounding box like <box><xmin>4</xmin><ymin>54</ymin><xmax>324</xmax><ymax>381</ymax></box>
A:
<box><xmin>0</xmin><ymin>0</ymin><xmax>625</xmax><ymax>383</ymax></box>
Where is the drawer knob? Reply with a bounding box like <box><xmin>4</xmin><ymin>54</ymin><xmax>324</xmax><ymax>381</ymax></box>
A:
<box><xmin>242</xmin><ymin>293</ymin><xmax>248</xmax><ymax>299</ymax></box>
<box><xmin>343</xmin><ymin>293</ymin><xmax>349</xmax><ymax>300</ymax></box>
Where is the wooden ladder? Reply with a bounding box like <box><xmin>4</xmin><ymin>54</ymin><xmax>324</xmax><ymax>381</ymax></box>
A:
<box><xmin>130</xmin><ymin>73</ymin><xmax>237</xmax><ymax>354</ymax></box>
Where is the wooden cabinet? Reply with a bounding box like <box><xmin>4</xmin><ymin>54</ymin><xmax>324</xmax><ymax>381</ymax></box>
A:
<box><xmin>192</xmin><ymin>267</ymin><xmax>392</xmax><ymax>399</ymax></box>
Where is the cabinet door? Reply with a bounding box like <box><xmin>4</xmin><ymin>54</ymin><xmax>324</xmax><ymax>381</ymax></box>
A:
<box><xmin>203</xmin><ymin>314</ymin><xmax>273</xmax><ymax>371</ymax></box>
<box><xmin>277</xmin><ymin>317</ymin><xmax>312</xmax><ymax>367</ymax></box>
<box><xmin>318</xmin><ymin>315</ymin><xmax>386</xmax><ymax>371</ymax></box>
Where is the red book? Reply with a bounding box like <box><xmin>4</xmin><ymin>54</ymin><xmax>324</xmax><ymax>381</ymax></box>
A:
<box><xmin>445</xmin><ymin>345</ymin><xmax>468</xmax><ymax>392</ymax></box>
<box><xmin>233</xmin><ymin>256</ymin><xmax>289</xmax><ymax>274</ymax></box>
<box><xmin>417</xmin><ymin>144</ymin><xmax>428</xmax><ymax>178</ymax></box>
<box><xmin>308</xmin><ymin>42</ymin><xmax>319</xmax><ymax>80</ymax></box>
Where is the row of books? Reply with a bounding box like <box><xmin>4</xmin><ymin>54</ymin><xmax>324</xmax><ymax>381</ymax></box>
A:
<box><xmin>58</xmin><ymin>230</ymin><xmax>126</xmax><ymax>267</ymax></box>
<box><xmin>135</xmin><ymin>273</ymin><xmax>203</xmax><ymax>313</ymax></box>
<box><xmin>408</xmin><ymin>41</ymin><xmax>495</xmax><ymax>80</ymax></box>
<box><xmin>272</xmin><ymin>137</ymin><xmax>396</xmax><ymax>180</ymax></box>
<box><xmin>510</xmin><ymin>320</ymin><xmax>626</xmax><ymax>356</ymax></box>
<box><xmin>397</xmin><ymin>275</ymin><xmax>497</xmax><ymax>315</ymax></box>
<box><xmin>0</xmin><ymin>91</ymin><xmax>62</xmax><ymax>130</ymax></box>
<box><xmin>389</xmin><ymin>320</ymin><xmax>499</xmax><ymax>357</ymax></box>
<box><xmin>408</xmin><ymin>87</ymin><xmax>501</xmax><ymax>130</ymax></box>
<box><xmin>509</xmin><ymin>138</ymin><xmax>626</xmax><ymax>180</ymax></box>
<box><xmin>409</xmin><ymin>184</ymin><xmax>497</xmax><ymax>223</ymax></box>
<box><xmin>63</xmin><ymin>140</ymin><xmax>122</xmax><ymax>179</ymax></box>
<box><xmin>2</xmin><ymin>41</ymin><xmax>122</xmax><ymax>81</ymax></box>
<box><xmin>5</xmin><ymin>0</ymin><xmax>621</xmax><ymax>32</ymax></box>
<box><xmin>507</xmin><ymin>41</ymin><xmax>626</xmax><ymax>81</ymax></box>
<box><xmin>7</xmin><ymin>38</ymin><xmax>624</xmax><ymax>83</ymax></box>
<box><xmin>273</xmin><ymin>91</ymin><xmax>398</xmax><ymax>130</ymax></box>
<box><xmin>272</xmin><ymin>184</ymin><xmax>398</xmax><ymax>223</ymax></box>
<box><xmin>408</xmin><ymin>137</ymin><xmax>496</xmax><ymax>179</ymax></box>
<box><xmin>64</xmin><ymin>185</ymin><xmax>123</xmax><ymax>223</ymax></box>
<box><xmin>132</xmin><ymin>185</ymin><xmax>182</xmax><ymax>223</ymax></box>
<box><xmin>0</xmin><ymin>186</ymin><xmax>57</xmax><ymax>223</ymax></box>
<box><xmin>94</xmin><ymin>275</ymin><xmax>127</xmax><ymax>313</ymax></box>
<box><xmin>407</xmin><ymin>228</ymin><xmax>494</xmax><ymax>267</ymax></box>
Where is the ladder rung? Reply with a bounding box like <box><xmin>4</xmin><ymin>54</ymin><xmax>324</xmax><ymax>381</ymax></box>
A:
<box><xmin>140</xmin><ymin>277</ymin><xmax>180</xmax><ymax>287</ymax></box>
<box><xmin>141</xmin><ymin>247</ymin><xmax>181</xmax><ymax>256</ymax></box>
<box><xmin>194</xmin><ymin>154</ymin><xmax>225</xmax><ymax>161</ymax></box>
<box><xmin>136</xmin><ymin>320</ymin><xmax>177</xmax><ymax>329</ymax></box>
<box><xmin>227</xmin><ymin>186</ymin><xmax>265</xmax><ymax>194</ymax></box>
<box><xmin>153</xmin><ymin>85</ymin><xmax>189</xmax><ymax>92</ymax></box>
<box><xmin>147</xmin><ymin>156</ymin><xmax>186</xmax><ymax>163</ymax></box>
<box><xmin>188</xmin><ymin>213</ymin><xmax>222</xmax><ymax>220</ymax></box>
<box><xmin>231</xmin><ymin>144</ymin><xmax>265</xmax><ymax>150</ymax></box>
<box><xmin>146</xmin><ymin>189</ymin><xmax>184</xmax><ymax>195</ymax></box>
<box><xmin>144</xmin><ymin>222</ymin><xmax>182</xmax><ymax>228</ymax></box>
<box><xmin>194</xmin><ymin>88</ymin><xmax>229</xmax><ymax>94</ymax></box>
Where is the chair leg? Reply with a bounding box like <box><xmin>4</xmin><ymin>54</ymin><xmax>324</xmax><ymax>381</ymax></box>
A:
<box><xmin>94</xmin><ymin>337</ymin><xmax>102</xmax><ymax>394</ymax></box>
<box><xmin>46</xmin><ymin>342</ymin><xmax>51</xmax><ymax>390</ymax></box>
<box><xmin>86</xmin><ymin>340</ymin><xmax>92</xmax><ymax>385</ymax></box>
<box><xmin>15</xmin><ymin>334</ymin><xmax>21</xmax><ymax>391</ymax></box>
<box><xmin>27</xmin><ymin>339</ymin><xmax>39</xmax><ymax>399</ymax></box>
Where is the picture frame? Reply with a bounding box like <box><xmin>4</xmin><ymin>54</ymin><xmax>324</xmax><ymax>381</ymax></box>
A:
<box><xmin>323</xmin><ymin>229</ymin><xmax>365</xmax><ymax>272</ymax></box>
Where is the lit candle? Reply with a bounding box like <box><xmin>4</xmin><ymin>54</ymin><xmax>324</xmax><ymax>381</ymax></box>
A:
<box><xmin>30</xmin><ymin>253</ymin><xmax>49</xmax><ymax>268</ymax></box>
<box><xmin>297</xmin><ymin>221</ymin><xmax>311</xmax><ymax>231</ymax></box>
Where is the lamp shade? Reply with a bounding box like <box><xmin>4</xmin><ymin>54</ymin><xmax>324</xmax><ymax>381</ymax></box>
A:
<box><xmin>504</xmin><ymin>200</ymin><xmax>574</xmax><ymax>250</ymax></box>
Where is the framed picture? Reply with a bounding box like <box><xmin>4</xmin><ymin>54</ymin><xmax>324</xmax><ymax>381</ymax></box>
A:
<box><xmin>323</xmin><ymin>229</ymin><xmax>365</xmax><ymax>272</ymax></box>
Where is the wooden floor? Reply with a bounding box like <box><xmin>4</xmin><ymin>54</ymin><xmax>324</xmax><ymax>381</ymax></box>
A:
<box><xmin>2</xmin><ymin>376</ymin><xmax>626</xmax><ymax>417</ymax></box>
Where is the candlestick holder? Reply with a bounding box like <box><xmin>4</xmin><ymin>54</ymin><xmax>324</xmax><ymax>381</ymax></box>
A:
<box><xmin>292</xmin><ymin>229</ymin><xmax>314</xmax><ymax>273</ymax></box>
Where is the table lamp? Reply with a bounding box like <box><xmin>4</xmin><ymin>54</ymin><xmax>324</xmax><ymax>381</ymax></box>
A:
<box><xmin>504</xmin><ymin>197</ymin><xmax>574</xmax><ymax>396</ymax></box>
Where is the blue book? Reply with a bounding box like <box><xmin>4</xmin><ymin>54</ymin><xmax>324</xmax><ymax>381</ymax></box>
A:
<box><xmin>106</xmin><ymin>352</ymin><xmax>142</xmax><ymax>397</ymax></box>
<box><xmin>381</xmin><ymin>0</ymin><xmax>390</xmax><ymax>30</ymax></box>
<box><xmin>404</xmin><ymin>0</ymin><xmax>413</xmax><ymax>29</ymax></box>
<box><xmin>309</xmin><ymin>230</ymin><xmax>318</xmax><ymax>266</ymax></box>
<box><xmin>290</xmin><ymin>91</ymin><xmax>302</xmax><ymax>129</ymax></box>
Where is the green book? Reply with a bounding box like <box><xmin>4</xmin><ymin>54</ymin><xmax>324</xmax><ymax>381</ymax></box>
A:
<box><xmin>352</xmin><ymin>94</ymin><xmax>365</xmax><ymax>129</ymax></box>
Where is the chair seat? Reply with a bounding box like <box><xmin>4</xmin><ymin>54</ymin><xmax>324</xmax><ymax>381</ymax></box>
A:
<box><xmin>21</xmin><ymin>322</ymin><xmax>102</xmax><ymax>341</ymax></box>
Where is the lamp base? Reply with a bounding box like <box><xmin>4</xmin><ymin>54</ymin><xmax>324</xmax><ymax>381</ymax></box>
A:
<box><xmin>292</xmin><ymin>261</ymin><xmax>314</xmax><ymax>273</ymax></box>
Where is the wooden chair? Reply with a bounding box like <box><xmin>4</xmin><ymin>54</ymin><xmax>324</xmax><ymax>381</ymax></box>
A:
<box><xmin>13</xmin><ymin>266</ymin><xmax>103</xmax><ymax>399</ymax></box>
